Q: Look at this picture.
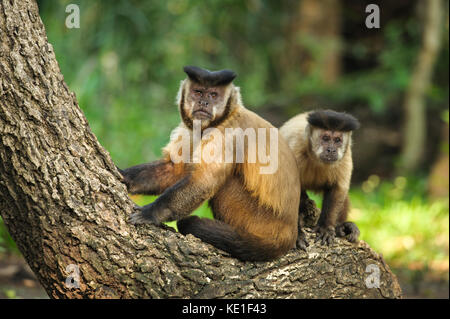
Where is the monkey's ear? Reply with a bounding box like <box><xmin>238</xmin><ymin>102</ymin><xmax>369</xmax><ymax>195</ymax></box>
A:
<box><xmin>183</xmin><ymin>66</ymin><xmax>237</xmax><ymax>86</ymax></box>
<box><xmin>305</xmin><ymin>124</ymin><xmax>313</xmax><ymax>140</ymax></box>
<box><xmin>230</xmin><ymin>86</ymin><xmax>243</xmax><ymax>105</ymax></box>
<box><xmin>176</xmin><ymin>80</ymin><xmax>187</xmax><ymax>106</ymax></box>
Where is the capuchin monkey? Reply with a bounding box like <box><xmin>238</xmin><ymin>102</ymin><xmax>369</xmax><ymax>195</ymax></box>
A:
<box><xmin>117</xmin><ymin>66</ymin><xmax>301</xmax><ymax>261</ymax></box>
<box><xmin>279</xmin><ymin>110</ymin><xmax>360</xmax><ymax>248</ymax></box>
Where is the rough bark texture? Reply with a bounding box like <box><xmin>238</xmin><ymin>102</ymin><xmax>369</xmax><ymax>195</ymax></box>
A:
<box><xmin>0</xmin><ymin>0</ymin><xmax>402</xmax><ymax>299</ymax></box>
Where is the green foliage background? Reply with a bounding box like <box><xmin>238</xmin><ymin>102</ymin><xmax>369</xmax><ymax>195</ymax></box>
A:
<box><xmin>0</xmin><ymin>0</ymin><xmax>448</xmax><ymax>297</ymax></box>
<box><xmin>33</xmin><ymin>0</ymin><xmax>449</xmax><ymax>169</ymax></box>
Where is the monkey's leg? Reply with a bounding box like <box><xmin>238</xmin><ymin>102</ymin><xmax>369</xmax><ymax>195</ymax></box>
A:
<box><xmin>295</xmin><ymin>191</ymin><xmax>309</xmax><ymax>250</ymax></box>
<box><xmin>314</xmin><ymin>187</ymin><xmax>346</xmax><ymax>245</ymax></box>
<box><xmin>296</xmin><ymin>215</ymin><xmax>309</xmax><ymax>251</ymax></box>
<box><xmin>299</xmin><ymin>191</ymin><xmax>320</xmax><ymax>228</ymax></box>
<box><xmin>177</xmin><ymin>216</ymin><xmax>279</xmax><ymax>262</ymax></box>
<box><xmin>118</xmin><ymin>159</ymin><xmax>184</xmax><ymax>195</ymax></box>
<box><xmin>335</xmin><ymin>196</ymin><xmax>360</xmax><ymax>242</ymax></box>
<box><xmin>299</xmin><ymin>191</ymin><xmax>313</xmax><ymax>212</ymax></box>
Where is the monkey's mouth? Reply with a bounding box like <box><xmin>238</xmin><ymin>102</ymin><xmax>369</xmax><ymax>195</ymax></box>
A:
<box><xmin>193</xmin><ymin>110</ymin><xmax>212</xmax><ymax>119</ymax></box>
<box><xmin>320</xmin><ymin>155</ymin><xmax>338</xmax><ymax>164</ymax></box>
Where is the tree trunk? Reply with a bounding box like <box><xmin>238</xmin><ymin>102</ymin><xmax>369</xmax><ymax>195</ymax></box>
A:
<box><xmin>0</xmin><ymin>0</ymin><xmax>401</xmax><ymax>299</ymax></box>
<box><xmin>401</xmin><ymin>0</ymin><xmax>443</xmax><ymax>173</ymax></box>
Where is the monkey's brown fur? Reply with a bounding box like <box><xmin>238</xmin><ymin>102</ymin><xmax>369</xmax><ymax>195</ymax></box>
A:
<box><xmin>118</xmin><ymin>66</ymin><xmax>300</xmax><ymax>261</ymax></box>
<box><xmin>280</xmin><ymin>111</ymin><xmax>360</xmax><ymax>247</ymax></box>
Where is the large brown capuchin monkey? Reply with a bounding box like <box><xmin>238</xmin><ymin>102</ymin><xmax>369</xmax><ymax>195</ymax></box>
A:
<box><xmin>117</xmin><ymin>66</ymin><xmax>301</xmax><ymax>261</ymax></box>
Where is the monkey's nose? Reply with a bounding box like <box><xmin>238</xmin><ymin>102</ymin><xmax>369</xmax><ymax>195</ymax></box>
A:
<box><xmin>326</xmin><ymin>148</ymin><xmax>336</xmax><ymax>154</ymax></box>
<box><xmin>199</xmin><ymin>100</ymin><xmax>209</xmax><ymax>107</ymax></box>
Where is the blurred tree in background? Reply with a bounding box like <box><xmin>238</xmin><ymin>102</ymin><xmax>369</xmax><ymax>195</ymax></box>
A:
<box><xmin>0</xmin><ymin>0</ymin><xmax>448</xmax><ymax>298</ymax></box>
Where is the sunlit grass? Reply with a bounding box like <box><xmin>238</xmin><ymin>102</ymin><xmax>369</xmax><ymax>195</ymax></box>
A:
<box><xmin>349</xmin><ymin>178</ymin><xmax>449</xmax><ymax>272</ymax></box>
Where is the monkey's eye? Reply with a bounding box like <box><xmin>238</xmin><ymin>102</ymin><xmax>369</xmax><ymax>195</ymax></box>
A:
<box><xmin>334</xmin><ymin>137</ymin><xmax>341</xmax><ymax>143</ymax></box>
<box><xmin>322</xmin><ymin>135</ymin><xmax>330</xmax><ymax>142</ymax></box>
<box><xmin>209</xmin><ymin>92</ymin><xmax>218</xmax><ymax>99</ymax></box>
<box><xmin>193</xmin><ymin>90</ymin><xmax>202</xmax><ymax>97</ymax></box>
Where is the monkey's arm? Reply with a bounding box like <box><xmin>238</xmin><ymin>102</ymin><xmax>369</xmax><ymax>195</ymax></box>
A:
<box><xmin>118</xmin><ymin>158</ymin><xmax>184</xmax><ymax>195</ymax></box>
<box><xmin>315</xmin><ymin>186</ymin><xmax>348</xmax><ymax>245</ymax></box>
<box><xmin>129</xmin><ymin>163</ymin><xmax>231</xmax><ymax>225</ymax></box>
<box><xmin>335</xmin><ymin>195</ymin><xmax>360</xmax><ymax>242</ymax></box>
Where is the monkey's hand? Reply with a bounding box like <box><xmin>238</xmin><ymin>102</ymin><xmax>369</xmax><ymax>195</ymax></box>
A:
<box><xmin>116</xmin><ymin>165</ymin><xmax>131</xmax><ymax>190</ymax></box>
<box><xmin>314</xmin><ymin>225</ymin><xmax>335</xmax><ymax>246</ymax></box>
<box><xmin>129</xmin><ymin>202</ymin><xmax>172</xmax><ymax>225</ymax></box>
<box><xmin>296</xmin><ymin>228</ymin><xmax>309</xmax><ymax>250</ymax></box>
<box><xmin>336</xmin><ymin>221</ymin><xmax>360</xmax><ymax>243</ymax></box>
<box><xmin>115</xmin><ymin>165</ymin><xmax>125</xmax><ymax>178</ymax></box>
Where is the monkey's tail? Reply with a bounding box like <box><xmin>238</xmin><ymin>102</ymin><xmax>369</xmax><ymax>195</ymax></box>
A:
<box><xmin>177</xmin><ymin>216</ymin><xmax>282</xmax><ymax>261</ymax></box>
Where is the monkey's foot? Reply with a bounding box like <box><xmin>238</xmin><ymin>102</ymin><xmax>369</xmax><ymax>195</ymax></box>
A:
<box><xmin>314</xmin><ymin>225</ymin><xmax>335</xmax><ymax>246</ymax></box>
<box><xmin>296</xmin><ymin>230</ymin><xmax>309</xmax><ymax>251</ymax></box>
<box><xmin>336</xmin><ymin>221</ymin><xmax>360</xmax><ymax>243</ymax></box>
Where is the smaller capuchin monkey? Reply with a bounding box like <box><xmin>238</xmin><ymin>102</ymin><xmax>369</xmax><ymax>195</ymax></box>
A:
<box><xmin>279</xmin><ymin>110</ymin><xmax>360</xmax><ymax>248</ymax></box>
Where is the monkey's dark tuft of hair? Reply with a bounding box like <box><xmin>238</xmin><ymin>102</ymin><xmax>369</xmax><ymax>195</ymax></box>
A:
<box><xmin>183</xmin><ymin>65</ymin><xmax>237</xmax><ymax>86</ymax></box>
<box><xmin>307</xmin><ymin>110</ymin><xmax>360</xmax><ymax>132</ymax></box>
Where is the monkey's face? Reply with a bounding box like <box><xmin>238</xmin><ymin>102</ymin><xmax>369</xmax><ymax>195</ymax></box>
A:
<box><xmin>183</xmin><ymin>82</ymin><xmax>229</xmax><ymax>128</ymax></box>
<box><xmin>310</xmin><ymin>128</ymin><xmax>350</xmax><ymax>164</ymax></box>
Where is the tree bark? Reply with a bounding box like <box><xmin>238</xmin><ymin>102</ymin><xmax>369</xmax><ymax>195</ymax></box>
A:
<box><xmin>0</xmin><ymin>0</ymin><xmax>402</xmax><ymax>299</ymax></box>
